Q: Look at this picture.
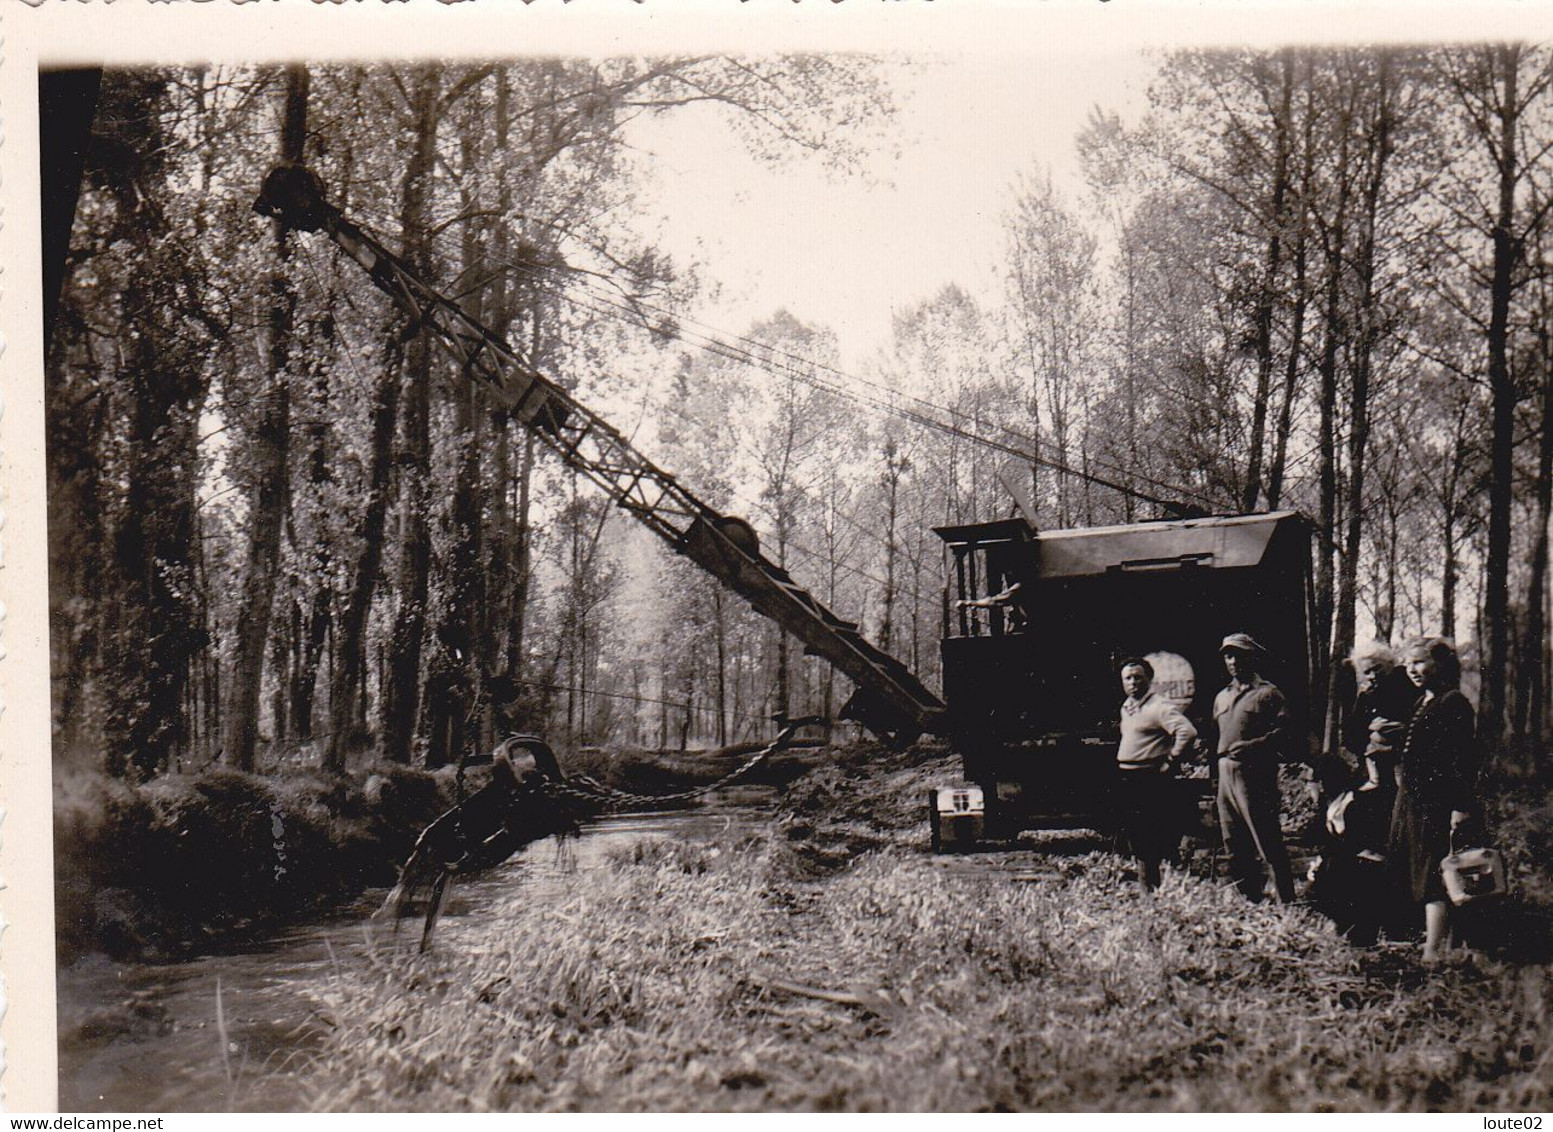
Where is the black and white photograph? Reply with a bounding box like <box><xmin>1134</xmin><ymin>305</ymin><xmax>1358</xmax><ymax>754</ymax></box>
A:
<box><xmin>10</xmin><ymin>0</ymin><xmax>1553</xmax><ymax>1115</ymax></box>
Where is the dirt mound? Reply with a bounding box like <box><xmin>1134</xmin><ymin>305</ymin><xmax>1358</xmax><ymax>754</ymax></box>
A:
<box><xmin>776</xmin><ymin>739</ymin><xmax>961</xmax><ymax>873</ymax></box>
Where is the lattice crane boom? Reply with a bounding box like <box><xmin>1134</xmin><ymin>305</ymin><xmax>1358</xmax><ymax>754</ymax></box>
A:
<box><xmin>255</xmin><ymin>163</ymin><xmax>947</xmax><ymax>744</ymax></box>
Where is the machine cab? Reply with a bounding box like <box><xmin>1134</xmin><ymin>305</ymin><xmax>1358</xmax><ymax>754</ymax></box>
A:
<box><xmin>935</xmin><ymin>511</ymin><xmax>1314</xmax><ymax>832</ymax></box>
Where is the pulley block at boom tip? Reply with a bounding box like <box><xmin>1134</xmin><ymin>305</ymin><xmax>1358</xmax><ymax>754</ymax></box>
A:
<box><xmin>254</xmin><ymin>163</ymin><xmax>333</xmax><ymax>232</ymax></box>
<box><xmin>255</xmin><ymin>163</ymin><xmax>570</xmax><ymax>434</ymax></box>
<box><xmin>252</xmin><ymin>162</ymin><xmax>946</xmax><ymax>742</ymax></box>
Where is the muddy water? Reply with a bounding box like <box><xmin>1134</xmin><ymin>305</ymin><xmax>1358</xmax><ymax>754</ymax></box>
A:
<box><xmin>56</xmin><ymin>794</ymin><xmax>772</xmax><ymax>1113</ymax></box>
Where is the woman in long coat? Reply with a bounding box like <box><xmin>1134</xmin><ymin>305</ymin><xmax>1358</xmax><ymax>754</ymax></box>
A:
<box><xmin>1388</xmin><ymin>637</ymin><xmax>1479</xmax><ymax>962</ymax></box>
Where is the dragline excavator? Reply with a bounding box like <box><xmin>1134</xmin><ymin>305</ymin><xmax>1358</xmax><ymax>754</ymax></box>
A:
<box><xmin>254</xmin><ymin>163</ymin><xmax>947</xmax><ymax>748</ymax></box>
<box><xmin>255</xmin><ymin>164</ymin><xmax>1321</xmax><ymax>877</ymax></box>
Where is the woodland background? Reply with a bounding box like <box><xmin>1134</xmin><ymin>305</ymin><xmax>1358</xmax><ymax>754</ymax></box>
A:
<box><xmin>44</xmin><ymin>47</ymin><xmax>1553</xmax><ymax>780</ymax></box>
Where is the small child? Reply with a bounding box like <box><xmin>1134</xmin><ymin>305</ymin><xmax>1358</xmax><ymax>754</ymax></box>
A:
<box><xmin>1359</xmin><ymin>712</ymin><xmax>1406</xmax><ymax>792</ymax></box>
<box><xmin>1345</xmin><ymin>642</ymin><xmax>1422</xmax><ymax>861</ymax></box>
<box><xmin>1348</xmin><ymin>641</ymin><xmax>1420</xmax><ymax>791</ymax></box>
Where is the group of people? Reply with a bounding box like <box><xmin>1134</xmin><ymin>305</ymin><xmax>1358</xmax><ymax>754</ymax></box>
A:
<box><xmin>1113</xmin><ymin>633</ymin><xmax>1480</xmax><ymax>961</ymax></box>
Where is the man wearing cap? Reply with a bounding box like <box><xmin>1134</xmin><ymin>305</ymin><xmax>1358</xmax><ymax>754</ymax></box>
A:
<box><xmin>1212</xmin><ymin>633</ymin><xmax>1297</xmax><ymax>903</ymax></box>
<box><xmin>1115</xmin><ymin>657</ymin><xmax>1197</xmax><ymax>890</ymax></box>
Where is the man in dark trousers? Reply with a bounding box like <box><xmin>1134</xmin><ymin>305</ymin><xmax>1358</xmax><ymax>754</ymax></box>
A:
<box><xmin>1115</xmin><ymin>657</ymin><xmax>1198</xmax><ymax>890</ymax></box>
<box><xmin>1213</xmin><ymin>633</ymin><xmax>1297</xmax><ymax>903</ymax></box>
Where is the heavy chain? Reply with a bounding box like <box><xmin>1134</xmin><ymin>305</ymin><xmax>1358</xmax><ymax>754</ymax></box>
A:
<box><xmin>541</xmin><ymin>729</ymin><xmax>803</xmax><ymax>812</ymax></box>
<box><xmin>386</xmin><ymin>722</ymin><xmax>819</xmax><ymax>950</ymax></box>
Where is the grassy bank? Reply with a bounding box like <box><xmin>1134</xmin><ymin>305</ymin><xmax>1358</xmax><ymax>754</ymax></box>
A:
<box><xmin>289</xmin><ymin>743</ymin><xmax>1553</xmax><ymax>1112</ymax></box>
<box><xmin>54</xmin><ymin>763</ymin><xmax>467</xmax><ymax>962</ymax></box>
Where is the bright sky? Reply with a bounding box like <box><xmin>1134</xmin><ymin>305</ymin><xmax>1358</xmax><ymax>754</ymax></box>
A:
<box><xmin>623</xmin><ymin>51</ymin><xmax>1157</xmax><ymax>368</ymax></box>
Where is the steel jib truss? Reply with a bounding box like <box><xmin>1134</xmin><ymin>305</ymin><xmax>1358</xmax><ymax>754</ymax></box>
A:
<box><xmin>255</xmin><ymin>163</ymin><xmax>946</xmax><ymax>744</ymax></box>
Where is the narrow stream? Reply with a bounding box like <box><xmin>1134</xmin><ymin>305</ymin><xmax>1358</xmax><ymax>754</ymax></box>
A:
<box><xmin>56</xmin><ymin>795</ymin><xmax>773</xmax><ymax>1113</ymax></box>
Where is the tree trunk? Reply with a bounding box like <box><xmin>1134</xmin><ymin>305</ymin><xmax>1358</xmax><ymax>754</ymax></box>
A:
<box><xmin>427</xmin><ymin>124</ymin><xmax>491</xmax><ymax>768</ymax></box>
<box><xmin>381</xmin><ymin>67</ymin><xmax>441</xmax><ymax>767</ymax></box>
<box><xmin>1442</xmin><ymin>516</ymin><xmax>1460</xmax><ymax>639</ymax></box>
<box><xmin>1328</xmin><ymin>53</ymin><xmax>1395</xmax><ymax>755</ymax></box>
<box><xmin>774</xmin><ymin>533</ymin><xmax>791</xmax><ymax>720</ymax></box>
<box><xmin>1517</xmin><ymin>311</ymin><xmax>1553</xmax><ymax>765</ymax></box>
<box><xmin>1480</xmin><ymin>45</ymin><xmax>1522</xmax><ymax>756</ymax></box>
<box><xmin>94</xmin><ymin>73</ymin><xmax>209</xmax><ymax>779</ymax></box>
<box><xmin>224</xmin><ymin>65</ymin><xmax>309</xmax><ymax>771</ymax></box>
<box><xmin>1313</xmin><ymin>203</ymin><xmax>1349</xmax><ymax>744</ymax></box>
<box><xmin>713</xmin><ymin>587</ymin><xmax>729</xmax><ymax>746</ymax></box>
<box><xmin>879</xmin><ymin>438</ymin><xmax>905</xmax><ymax>652</ymax></box>
<box><xmin>1243</xmin><ymin>51</ymin><xmax>1295</xmax><ymax>514</ymax></box>
<box><xmin>111</xmin><ymin>316</ymin><xmax>205</xmax><ymax>778</ymax></box>
<box><xmin>324</xmin><ymin>336</ymin><xmax>405</xmax><ymax>771</ymax></box>
<box><xmin>508</xmin><ymin>431</ymin><xmax>538</xmax><ymax>691</ymax></box>
<box><xmin>290</xmin><ymin>582</ymin><xmax>331</xmax><ymax>741</ymax></box>
<box><xmin>1266</xmin><ymin>58</ymin><xmax>1316</xmax><ymax>511</ymax></box>
<box><xmin>289</xmin><ymin>218</ymin><xmax>345</xmax><ymax>744</ymax></box>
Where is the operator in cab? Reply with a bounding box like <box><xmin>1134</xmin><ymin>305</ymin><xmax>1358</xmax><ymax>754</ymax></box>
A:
<box><xmin>1115</xmin><ymin>657</ymin><xmax>1197</xmax><ymax>891</ymax></box>
<box><xmin>1212</xmin><ymin>633</ymin><xmax>1297</xmax><ymax>903</ymax></box>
